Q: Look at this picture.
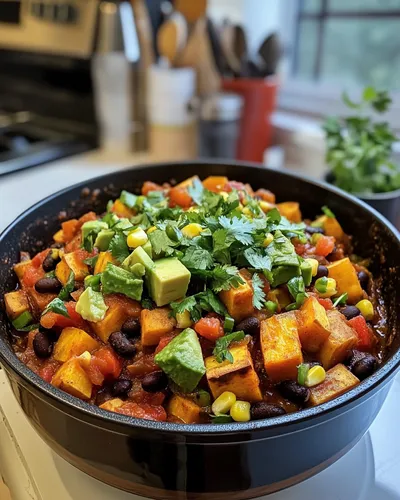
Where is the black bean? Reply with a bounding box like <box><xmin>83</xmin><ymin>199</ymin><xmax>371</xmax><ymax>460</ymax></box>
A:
<box><xmin>357</xmin><ymin>271</ymin><xmax>369</xmax><ymax>291</ymax></box>
<box><xmin>315</xmin><ymin>265</ymin><xmax>329</xmax><ymax>279</ymax></box>
<box><xmin>352</xmin><ymin>354</ymin><xmax>377</xmax><ymax>381</ymax></box>
<box><xmin>109</xmin><ymin>331</ymin><xmax>136</xmax><ymax>358</ymax></box>
<box><xmin>141</xmin><ymin>371</ymin><xmax>168</xmax><ymax>392</ymax></box>
<box><xmin>345</xmin><ymin>349</ymin><xmax>366</xmax><ymax>370</ymax></box>
<box><xmin>236</xmin><ymin>317</ymin><xmax>260</xmax><ymax>336</ymax></box>
<box><xmin>50</xmin><ymin>242</ymin><xmax>63</xmax><ymax>249</ymax></box>
<box><xmin>279</xmin><ymin>380</ymin><xmax>310</xmax><ymax>405</ymax></box>
<box><xmin>96</xmin><ymin>386</ymin><xmax>113</xmax><ymax>406</ymax></box>
<box><xmin>111</xmin><ymin>379</ymin><xmax>133</xmax><ymax>397</ymax></box>
<box><xmin>34</xmin><ymin>277</ymin><xmax>62</xmax><ymax>294</ymax></box>
<box><xmin>33</xmin><ymin>332</ymin><xmax>53</xmax><ymax>359</ymax></box>
<box><xmin>42</xmin><ymin>251</ymin><xmax>59</xmax><ymax>272</ymax></box>
<box><xmin>306</xmin><ymin>225</ymin><xmax>324</xmax><ymax>235</ymax></box>
<box><xmin>39</xmin><ymin>325</ymin><xmax>59</xmax><ymax>341</ymax></box>
<box><xmin>121</xmin><ymin>318</ymin><xmax>141</xmax><ymax>337</ymax></box>
<box><xmin>250</xmin><ymin>402</ymin><xmax>286</xmax><ymax>420</ymax></box>
<box><xmin>341</xmin><ymin>305</ymin><xmax>361</xmax><ymax>321</ymax></box>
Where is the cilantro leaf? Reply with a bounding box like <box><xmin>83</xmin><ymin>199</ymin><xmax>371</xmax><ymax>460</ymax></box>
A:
<box><xmin>322</xmin><ymin>205</ymin><xmax>336</xmax><ymax>218</ymax></box>
<box><xmin>266</xmin><ymin>208</ymin><xmax>282</xmax><ymax>223</ymax></box>
<box><xmin>170</xmin><ymin>296</ymin><xmax>198</xmax><ymax>318</ymax></box>
<box><xmin>333</xmin><ymin>293</ymin><xmax>348</xmax><ymax>307</ymax></box>
<box><xmin>219</xmin><ymin>216</ymin><xmax>254</xmax><ymax>245</ymax></box>
<box><xmin>58</xmin><ymin>271</ymin><xmax>75</xmax><ymax>301</ymax></box>
<box><xmin>148</xmin><ymin>229</ymin><xmax>178</xmax><ymax>257</ymax></box>
<box><xmin>83</xmin><ymin>255</ymin><xmax>99</xmax><ymax>267</ymax></box>
<box><xmin>141</xmin><ymin>297</ymin><xmax>155</xmax><ymax>310</ymax></box>
<box><xmin>42</xmin><ymin>298</ymin><xmax>70</xmax><ymax>318</ymax></box>
<box><xmin>197</xmin><ymin>289</ymin><xmax>227</xmax><ymax>317</ymax></box>
<box><xmin>213</xmin><ymin>331</ymin><xmax>245</xmax><ymax>363</ymax></box>
<box><xmin>109</xmin><ymin>233</ymin><xmax>130</xmax><ymax>263</ymax></box>
<box><xmin>213</xmin><ymin>229</ymin><xmax>235</xmax><ymax>254</ymax></box>
<box><xmin>188</xmin><ymin>177</ymin><xmax>204</xmax><ymax>205</ymax></box>
<box><xmin>181</xmin><ymin>246</ymin><xmax>214</xmax><ymax>270</ymax></box>
<box><xmin>265</xmin><ymin>231</ymin><xmax>299</xmax><ymax>268</ymax></box>
<box><xmin>209</xmin><ymin>265</ymin><xmax>244</xmax><ymax>292</ymax></box>
<box><xmin>244</xmin><ymin>248</ymin><xmax>272</xmax><ymax>271</ymax></box>
<box><xmin>252</xmin><ymin>273</ymin><xmax>266</xmax><ymax>310</ymax></box>
<box><xmin>203</xmin><ymin>190</ymin><xmax>221</xmax><ymax>211</ymax></box>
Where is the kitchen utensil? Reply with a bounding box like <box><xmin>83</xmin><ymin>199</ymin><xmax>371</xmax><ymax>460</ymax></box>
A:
<box><xmin>156</xmin><ymin>12</ymin><xmax>187</xmax><ymax>65</ymax></box>
<box><xmin>219</xmin><ymin>21</ymin><xmax>241</xmax><ymax>75</ymax></box>
<box><xmin>258</xmin><ymin>32</ymin><xmax>281</xmax><ymax>76</ymax></box>
<box><xmin>232</xmin><ymin>24</ymin><xmax>247</xmax><ymax>68</ymax></box>
<box><xmin>223</xmin><ymin>78</ymin><xmax>278</xmax><ymax>162</ymax></box>
<box><xmin>176</xmin><ymin>18</ymin><xmax>221</xmax><ymax>96</ymax></box>
<box><xmin>174</xmin><ymin>0</ymin><xmax>207</xmax><ymax>24</ymax></box>
<box><xmin>206</xmin><ymin>17</ymin><xmax>225</xmax><ymax>74</ymax></box>
<box><xmin>198</xmin><ymin>92</ymin><xmax>243</xmax><ymax>159</ymax></box>
<box><xmin>131</xmin><ymin>0</ymin><xmax>155</xmax><ymax>68</ymax></box>
<box><xmin>0</xmin><ymin>161</ymin><xmax>399</xmax><ymax>499</ymax></box>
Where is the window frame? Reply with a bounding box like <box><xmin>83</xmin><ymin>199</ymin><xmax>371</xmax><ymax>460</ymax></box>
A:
<box><xmin>278</xmin><ymin>0</ymin><xmax>400</xmax><ymax>130</ymax></box>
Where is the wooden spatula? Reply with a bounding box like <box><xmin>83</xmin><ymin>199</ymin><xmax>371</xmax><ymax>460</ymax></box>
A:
<box><xmin>174</xmin><ymin>0</ymin><xmax>207</xmax><ymax>24</ymax></box>
<box><xmin>157</xmin><ymin>12</ymin><xmax>188</xmax><ymax>66</ymax></box>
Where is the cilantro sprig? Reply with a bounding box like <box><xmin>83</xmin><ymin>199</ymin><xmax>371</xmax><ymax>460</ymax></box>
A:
<box><xmin>213</xmin><ymin>331</ymin><xmax>245</xmax><ymax>363</ymax></box>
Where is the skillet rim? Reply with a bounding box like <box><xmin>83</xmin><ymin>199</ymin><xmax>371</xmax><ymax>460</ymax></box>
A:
<box><xmin>0</xmin><ymin>159</ymin><xmax>399</xmax><ymax>436</ymax></box>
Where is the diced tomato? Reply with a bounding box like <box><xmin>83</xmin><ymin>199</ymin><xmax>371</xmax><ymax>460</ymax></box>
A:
<box><xmin>155</xmin><ymin>331</ymin><xmax>179</xmax><ymax>354</ymax></box>
<box><xmin>61</xmin><ymin>219</ymin><xmax>79</xmax><ymax>242</ymax></box>
<box><xmin>194</xmin><ymin>317</ymin><xmax>224</xmax><ymax>341</ymax></box>
<box><xmin>294</xmin><ymin>243</ymin><xmax>306</xmax><ymax>256</ymax></box>
<box><xmin>40</xmin><ymin>361</ymin><xmax>59</xmax><ymax>383</ymax></box>
<box><xmin>142</xmin><ymin>181</ymin><xmax>164</xmax><ymax>196</ymax></box>
<box><xmin>316</xmin><ymin>297</ymin><xmax>334</xmax><ymax>310</ymax></box>
<box><xmin>128</xmin><ymin>353</ymin><xmax>158</xmax><ymax>376</ymax></box>
<box><xmin>315</xmin><ymin>236</ymin><xmax>335</xmax><ymax>257</ymax></box>
<box><xmin>22</xmin><ymin>265</ymin><xmax>45</xmax><ymax>287</ymax></box>
<box><xmin>169</xmin><ymin>186</ymin><xmax>192</xmax><ymax>208</ymax></box>
<box><xmin>91</xmin><ymin>346</ymin><xmax>123</xmax><ymax>380</ymax></box>
<box><xmin>32</xmin><ymin>249</ymin><xmax>50</xmax><ymax>268</ymax></box>
<box><xmin>254</xmin><ymin>188</ymin><xmax>276</xmax><ymax>204</ymax></box>
<box><xmin>131</xmin><ymin>389</ymin><xmax>165</xmax><ymax>406</ymax></box>
<box><xmin>105</xmin><ymin>294</ymin><xmax>141</xmax><ymax>318</ymax></box>
<box><xmin>349</xmin><ymin>315</ymin><xmax>374</xmax><ymax>351</ymax></box>
<box><xmin>86</xmin><ymin>363</ymin><xmax>105</xmax><ymax>386</ymax></box>
<box><xmin>116</xmin><ymin>402</ymin><xmax>167</xmax><ymax>421</ymax></box>
<box><xmin>40</xmin><ymin>301</ymin><xmax>87</xmax><ymax>330</ymax></box>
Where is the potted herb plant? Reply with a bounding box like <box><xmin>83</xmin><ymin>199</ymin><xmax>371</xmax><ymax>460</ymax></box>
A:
<box><xmin>323</xmin><ymin>86</ymin><xmax>400</xmax><ymax>226</ymax></box>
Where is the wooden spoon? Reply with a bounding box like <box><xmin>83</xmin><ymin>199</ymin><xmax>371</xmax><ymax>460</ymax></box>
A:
<box><xmin>157</xmin><ymin>12</ymin><xmax>188</xmax><ymax>66</ymax></box>
<box><xmin>174</xmin><ymin>0</ymin><xmax>207</xmax><ymax>24</ymax></box>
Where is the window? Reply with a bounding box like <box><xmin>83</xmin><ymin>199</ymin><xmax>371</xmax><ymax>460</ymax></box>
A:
<box><xmin>294</xmin><ymin>0</ymin><xmax>400</xmax><ymax>89</ymax></box>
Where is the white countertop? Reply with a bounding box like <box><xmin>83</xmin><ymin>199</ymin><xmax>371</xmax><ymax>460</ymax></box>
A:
<box><xmin>0</xmin><ymin>150</ymin><xmax>400</xmax><ymax>500</ymax></box>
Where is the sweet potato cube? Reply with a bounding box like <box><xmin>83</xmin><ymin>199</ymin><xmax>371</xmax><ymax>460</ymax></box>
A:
<box><xmin>318</xmin><ymin>310</ymin><xmax>358</xmax><ymax>369</ymax></box>
<box><xmin>53</xmin><ymin>327</ymin><xmax>100</xmax><ymax>363</ymax></box>
<box><xmin>141</xmin><ymin>307</ymin><xmax>176</xmax><ymax>346</ymax></box>
<box><xmin>90</xmin><ymin>301</ymin><xmax>127</xmax><ymax>342</ymax></box>
<box><xmin>64</xmin><ymin>252</ymin><xmax>89</xmax><ymax>282</ymax></box>
<box><xmin>260</xmin><ymin>312</ymin><xmax>303</xmax><ymax>382</ymax></box>
<box><xmin>52</xmin><ymin>358</ymin><xmax>93</xmax><ymax>400</ymax></box>
<box><xmin>202</xmin><ymin>176</ymin><xmax>228</xmax><ymax>192</ymax></box>
<box><xmin>276</xmin><ymin>202</ymin><xmax>302</xmax><ymax>222</ymax></box>
<box><xmin>99</xmin><ymin>398</ymin><xmax>124</xmax><ymax>412</ymax></box>
<box><xmin>27</xmin><ymin>288</ymin><xmax>57</xmax><ymax>315</ymax></box>
<box><xmin>205</xmin><ymin>343</ymin><xmax>262</xmax><ymax>402</ymax></box>
<box><xmin>94</xmin><ymin>251</ymin><xmax>114</xmax><ymax>275</ymax></box>
<box><xmin>321</xmin><ymin>216</ymin><xmax>344</xmax><ymax>241</ymax></box>
<box><xmin>177</xmin><ymin>175</ymin><xmax>201</xmax><ymax>189</ymax></box>
<box><xmin>53</xmin><ymin>229</ymin><xmax>65</xmax><ymax>243</ymax></box>
<box><xmin>4</xmin><ymin>290</ymin><xmax>30</xmax><ymax>320</ymax></box>
<box><xmin>112</xmin><ymin>199</ymin><xmax>134</xmax><ymax>218</ymax></box>
<box><xmin>62</xmin><ymin>219</ymin><xmax>79</xmax><ymax>242</ymax></box>
<box><xmin>14</xmin><ymin>260</ymin><xmax>32</xmax><ymax>280</ymax></box>
<box><xmin>168</xmin><ymin>395</ymin><xmax>202</xmax><ymax>424</ymax></box>
<box><xmin>219</xmin><ymin>272</ymin><xmax>254</xmax><ymax>322</ymax></box>
<box><xmin>55</xmin><ymin>259</ymin><xmax>70</xmax><ymax>285</ymax></box>
<box><xmin>327</xmin><ymin>258</ymin><xmax>363</xmax><ymax>304</ymax></box>
<box><xmin>308</xmin><ymin>363</ymin><xmax>359</xmax><ymax>406</ymax></box>
<box><xmin>296</xmin><ymin>296</ymin><xmax>331</xmax><ymax>352</ymax></box>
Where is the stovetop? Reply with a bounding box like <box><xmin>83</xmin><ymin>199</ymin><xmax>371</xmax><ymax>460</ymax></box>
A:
<box><xmin>0</xmin><ymin>111</ymin><xmax>95</xmax><ymax>176</ymax></box>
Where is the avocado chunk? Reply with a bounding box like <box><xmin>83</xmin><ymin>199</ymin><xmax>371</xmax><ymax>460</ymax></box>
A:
<box><xmin>81</xmin><ymin>220</ymin><xmax>108</xmax><ymax>241</ymax></box>
<box><xmin>142</xmin><ymin>240</ymin><xmax>153</xmax><ymax>258</ymax></box>
<box><xmin>155</xmin><ymin>328</ymin><xmax>206</xmax><ymax>392</ymax></box>
<box><xmin>301</xmin><ymin>260</ymin><xmax>313</xmax><ymax>286</ymax></box>
<box><xmin>148</xmin><ymin>257</ymin><xmax>191</xmax><ymax>307</ymax></box>
<box><xmin>76</xmin><ymin>287</ymin><xmax>108</xmax><ymax>322</ymax></box>
<box><xmin>94</xmin><ymin>229</ymin><xmax>115</xmax><ymax>251</ymax></box>
<box><xmin>122</xmin><ymin>246</ymin><xmax>154</xmax><ymax>273</ymax></box>
<box><xmin>101</xmin><ymin>263</ymin><xmax>143</xmax><ymax>301</ymax></box>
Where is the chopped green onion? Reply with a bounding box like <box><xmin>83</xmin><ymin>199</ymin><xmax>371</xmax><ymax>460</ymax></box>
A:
<box><xmin>166</xmin><ymin>224</ymin><xmax>182</xmax><ymax>242</ymax></box>
<box><xmin>193</xmin><ymin>389</ymin><xmax>211</xmax><ymax>407</ymax></box>
<box><xmin>297</xmin><ymin>363</ymin><xmax>310</xmax><ymax>386</ymax></box>
<box><xmin>224</xmin><ymin>316</ymin><xmax>235</xmax><ymax>332</ymax></box>
<box><xmin>322</xmin><ymin>206</ymin><xmax>336</xmax><ymax>218</ymax></box>
<box><xmin>211</xmin><ymin>414</ymin><xmax>233</xmax><ymax>424</ymax></box>
<box><xmin>45</xmin><ymin>270</ymin><xmax>56</xmax><ymax>279</ymax></box>
<box><xmin>333</xmin><ymin>293</ymin><xmax>348</xmax><ymax>307</ymax></box>
<box><xmin>285</xmin><ymin>303</ymin><xmax>298</xmax><ymax>311</ymax></box>
<box><xmin>315</xmin><ymin>276</ymin><xmax>328</xmax><ymax>294</ymax></box>
<box><xmin>12</xmin><ymin>311</ymin><xmax>33</xmax><ymax>330</ymax></box>
<box><xmin>265</xmin><ymin>301</ymin><xmax>278</xmax><ymax>314</ymax></box>
<box><xmin>106</xmin><ymin>200</ymin><xmax>114</xmax><ymax>212</ymax></box>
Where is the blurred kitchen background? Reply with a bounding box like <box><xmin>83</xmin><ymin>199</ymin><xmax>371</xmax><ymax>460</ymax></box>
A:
<box><xmin>0</xmin><ymin>0</ymin><xmax>399</xmax><ymax>179</ymax></box>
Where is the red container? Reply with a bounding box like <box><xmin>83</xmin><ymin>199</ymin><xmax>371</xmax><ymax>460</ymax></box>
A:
<box><xmin>222</xmin><ymin>78</ymin><xmax>278</xmax><ymax>163</ymax></box>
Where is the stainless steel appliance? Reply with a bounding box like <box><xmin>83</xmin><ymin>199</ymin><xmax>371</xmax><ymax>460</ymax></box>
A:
<box><xmin>0</xmin><ymin>0</ymin><xmax>143</xmax><ymax>176</ymax></box>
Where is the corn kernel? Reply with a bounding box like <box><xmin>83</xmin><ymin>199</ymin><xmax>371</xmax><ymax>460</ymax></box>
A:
<box><xmin>305</xmin><ymin>365</ymin><xmax>326</xmax><ymax>387</ymax></box>
<box><xmin>237</xmin><ymin>203</ymin><xmax>244</xmax><ymax>212</ymax></box>
<box><xmin>230</xmin><ymin>401</ymin><xmax>251</xmax><ymax>422</ymax></box>
<box><xmin>187</xmin><ymin>206</ymin><xmax>200</xmax><ymax>212</ymax></box>
<box><xmin>212</xmin><ymin>391</ymin><xmax>236</xmax><ymax>415</ymax></box>
<box><xmin>305</xmin><ymin>258</ymin><xmax>319</xmax><ymax>277</ymax></box>
<box><xmin>315</xmin><ymin>277</ymin><xmax>337</xmax><ymax>298</ymax></box>
<box><xmin>176</xmin><ymin>310</ymin><xmax>193</xmax><ymax>329</ymax></box>
<box><xmin>147</xmin><ymin>226</ymin><xmax>157</xmax><ymax>234</ymax></box>
<box><xmin>53</xmin><ymin>229</ymin><xmax>65</xmax><ymax>243</ymax></box>
<box><xmin>220</xmin><ymin>191</ymin><xmax>229</xmax><ymax>200</ymax></box>
<box><xmin>356</xmin><ymin>299</ymin><xmax>374</xmax><ymax>321</ymax></box>
<box><xmin>127</xmin><ymin>228</ymin><xmax>148</xmax><ymax>248</ymax></box>
<box><xmin>77</xmin><ymin>351</ymin><xmax>92</xmax><ymax>369</ymax></box>
<box><xmin>311</xmin><ymin>233</ymin><xmax>323</xmax><ymax>245</ymax></box>
<box><xmin>182</xmin><ymin>223</ymin><xmax>203</xmax><ymax>239</ymax></box>
<box><xmin>242</xmin><ymin>206</ymin><xmax>252</xmax><ymax>217</ymax></box>
<box><xmin>259</xmin><ymin>201</ymin><xmax>275</xmax><ymax>213</ymax></box>
<box><xmin>263</xmin><ymin>233</ymin><xmax>274</xmax><ymax>247</ymax></box>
